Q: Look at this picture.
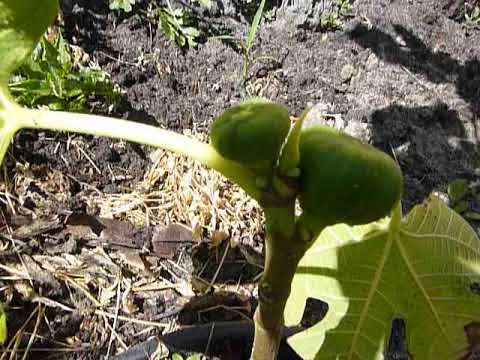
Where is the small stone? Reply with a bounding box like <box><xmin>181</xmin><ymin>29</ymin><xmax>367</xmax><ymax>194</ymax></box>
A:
<box><xmin>344</xmin><ymin>121</ymin><xmax>373</xmax><ymax>143</ymax></box>
<box><xmin>366</xmin><ymin>53</ymin><xmax>379</xmax><ymax>70</ymax></box>
<box><xmin>432</xmin><ymin>191</ymin><xmax>449</xmax><ymax>205</ymax></box>
<box><xmin>394</xmin><ymin>35</ymin><xmax>406</xmax><ymax>47</ymax></box>
<box><xmin>447</xmin><ymin>136</ymin><xmax>462</xmax><ymax>148</ymax></box>
<box><xmin>340</xmin><ymin>63</ymin><xmax>355</xmax><ymax>82</ymax></box>
<box><xmin>334</xmin><ymin>115</ymin><xmax>345</xmax><ymax>130</ymax></box>
<box><xmin>394</xmin><ymin>142</ymin><xmax>411</xmax><ymax>156</ymax></box>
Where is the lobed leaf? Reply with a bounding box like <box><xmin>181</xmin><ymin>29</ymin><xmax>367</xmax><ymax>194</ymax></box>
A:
<box><xmin>0</xmin><ymin>0</ymin><xmax>58</xmax><ymax>164</ymax></box>
<box><xmin>285</xmin><ymin>195</ymin><xmax>480</xmax><ymax>359</ymax></box>
<box><xmin>0</xmin><ymin>0</ymin><xmax>58</xmax><ymax>83</ymax></box>
<box><xmin>9</xmin><ymin>33</ymin><xmax>119</xmax><ymax>111</ymax></box>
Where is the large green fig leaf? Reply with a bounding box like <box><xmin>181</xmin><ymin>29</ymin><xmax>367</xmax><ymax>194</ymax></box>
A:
<box><xmin>0</xmin><ymin>0</ymin><xmax>58</xmax><ymax>82</ymax></box>
<box><xmin>285</xmin><ymin>195</ymin><xmax>480</xmax><ymax>359</ymax></box>
<box><xmin>0</xmin><ymin>0</ymin><xmax>59</xmax><ymax>163</ymax></box>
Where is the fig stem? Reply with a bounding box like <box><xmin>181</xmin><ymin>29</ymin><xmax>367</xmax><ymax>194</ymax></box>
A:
<box><xmin>251</xmin><ymin>204</ymin><xmax>313</xmax><ymax>359</ymax></box>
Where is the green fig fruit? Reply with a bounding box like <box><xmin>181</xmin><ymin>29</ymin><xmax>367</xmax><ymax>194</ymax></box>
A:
<box><xmin>210</xmin><ymin>99</ymin><xmax>291</xmax><ymax>175</ymax></box>
<box><xmin>298</xmin><ymin>125</ymin><xmax>403</xmax><ymax>227</ymax></box>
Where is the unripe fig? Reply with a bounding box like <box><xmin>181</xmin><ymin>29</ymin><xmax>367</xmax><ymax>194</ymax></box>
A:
<box><xmin>210</xmin><ymin>99</ymin><xmax>291</xmax><ymax>175</ymax></box>
<box><xmin>298</xmin><ymin>125</ymin><xmax>403</xmax><ymax>226</ymax></box>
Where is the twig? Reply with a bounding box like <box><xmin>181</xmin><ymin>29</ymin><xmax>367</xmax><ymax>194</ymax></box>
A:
<box><xmin>205</xmin><ymin>241</ymin><xmax>230</xmax><ymax>293</ymax></box>
<box><xmin>0</xmin><ymin>346</ymin><xmax>91</xmax><ymax>353</ymax></box>
<box><xmin>31</xmin><ymin>297</ymin><xmax>169</xmax><ymax>329</ymax></box>
<box><xmin>204</xmin><ymin>322</ymin><xmax>215</xmax><ymax>355</ymax></box>
<box><xmin>97</xmin><ymin>51</ymin><xmax>139</xmax><ymax>67</ymax></box>
<box><xmin>132</xmin><ymin>283</ymin><xmax>179</xmax><ymax>292</ymax></box>
<box><xmin>74</xmin><ymin>143</ymin><xmax>101</xmax><ymax>175</ymax></box>
<box><xmin>94</xmin><ymin>310</ymin><xmax>168</xmax><ymax>328</ymax></box>
<box><xmin>106</xmin><ymin>274</ymin><xmax>123</xmax><ymax>359</ymax></box>
<box><xmin>1</xmin><ymin>305</ymin><xmax>39</xmax><ymax>360</ymax></box>
<box><xmin>21</xmin><ymin>305</ymin><xmax>44</xmax><ymax>360</ymax></box>
<box><xmin>59</xmin><ymin>274</ymin><xmax>128</xmax><ymax>351</ymax></box>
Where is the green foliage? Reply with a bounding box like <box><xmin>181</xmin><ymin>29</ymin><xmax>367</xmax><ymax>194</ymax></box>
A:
<box><xmin>0</xmin><ymin>0</ymin><xmax>58</xmax><ymax>163</ymax></box>
<box><xmin>9</xmin><ymin>32</ymin><xmax>119</xmax><ymax>111</ymax></box>
<box><xmin>285</xmin><ymin>196</ymin><xmax>480</xmax><ymax>359</ymax></box>
<box><xmin>109</xmin><ymin>0</ymin><xmax>136</xmax><ymax>12</ymax></box>
<box><xmin>0</xmin><ymin>0</ymin><xmax>58</xmax><ymax>83</ymax></box>
<box><xmin>298</xmin><ymin>124</ymin><xmax>403</xmax><ymax>228</ymax></box>
<box><xmin>319</xmin><ymin>0</ymin><xmax>353</xmax><ymax>31</ymax></box>
<box><xmin>210</xmin><ymin>0</ymin><xmax>266</xmax><ymax>81</ymax></box>
<box><xmin>336</xmin><ymin>0</ymin><xmax>354</xmax><ymax>17</ymax></box>
<box><xmin>465</xmin><ymin>5</ymin><xmax>480</xmax><ymax>26</ymax></box>
<box><xmin>448</xmin><ymin>178</ymin><xmax>469</xmax><ymax>213</ymax></box>
<box><xmin>245</xmin><ymin>0</ymin><xmax>266</xmax><ymax>54</ymax></box>
<box><xmin>210</xmin><ymin>99</ymin><xmax>290</xmax><ymax>176</ymax></box>
<box><xmin>154</xmin><ymin>1</ymin><xmax>200</xmax><ymax>48</ymax></box>
<box><xmin>243</xmin><ymin>0</ymin><xmax>266</xmax><ymax>81</ymax></box>
<box><xmin>319</xmin><ymin>13</ymin><xmax>342</xmax><ymax>31</ymax></box>
<box><xmin>447</xmin><ymin>178</ymin><xmax>480</xmax><ymax>220</ymax></box>
<box><xmin>0</xmin><ymin>304</ymin><xmax>6</xmax><ymax>344</ymax></box>
<box><xmin>448</xmin><ymin>178</ymin><xmax>468</xmax><ymax>203</ymax></box>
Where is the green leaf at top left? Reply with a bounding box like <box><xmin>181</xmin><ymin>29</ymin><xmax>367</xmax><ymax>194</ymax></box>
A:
<box><xmin>0</xmin><ymin>0</ymin><xmax>59</xmax><ymax>83</ymax></box>
<box><xmin>0</xmin><ymin>0</ymin><xmax>58</xmax><ymax>164</ymax></box>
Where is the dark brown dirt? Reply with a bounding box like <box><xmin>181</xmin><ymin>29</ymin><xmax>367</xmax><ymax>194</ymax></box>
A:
<box><xmin>2</xmin><ymin>0</ymin><xmax>480</xmax><ymax>358</ymax></box>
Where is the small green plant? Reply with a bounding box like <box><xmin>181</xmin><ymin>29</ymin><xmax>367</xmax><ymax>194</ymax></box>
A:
<box><xmin>151</xmin><ymin>0</ymin><xmax>200</xmax><ymax>48</ymax></box>
<box><xmin>448</xmin><ymin>178</ymin><xmax>480</xmax><ymax>220</ymax></box>
<box><xmin>319</xmin><ymin>0</ymin><xmax>353</xmax><ymax>31</ymax></box>
<box><xmin>9</xmin><ymin>31</ymin><xmax>119</xmax><ymax>111</ymax></box>
<box><xmin>212</xmin><ymin>0</ymin><xmax>266</xmax><ymax>81</ymax></box>
<box><xmin>337</xmin><ymin>0</ymin><xmax>353</xmax><ymax>16</ymax></box>
<box><xmin>1</xmin><ymin>2</ymin><xmax>480</xmax><ymax>359</ymax></box>
<box><xmin>465</xmin><ymin>5</ymin><xmax>480</xmax><ymax>26</ymax></box>
<box><xmin>242</xmin><ymin>0</ymin><xmax>266</xmax><ymax>81</ymax></box>
<box><xmin>109</xmin><ymin>0</ymin><xmax>136</xmax><ymax>12</ymax></box>
<box><xmin>448</xmin><ymin>178</ymin><xmax>469</xmax><ymax>212</ymax></box>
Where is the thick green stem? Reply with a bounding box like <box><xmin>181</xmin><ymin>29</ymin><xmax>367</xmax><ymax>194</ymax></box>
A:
<box><xmin>251</xmin><ymin>204</ymin><xmax>307</xmax><ymax>359</ymax></box>
<box><xmin>15</xmin><ymin>107</ymin><xmax>260</xmax><ymax>200</ymax></box>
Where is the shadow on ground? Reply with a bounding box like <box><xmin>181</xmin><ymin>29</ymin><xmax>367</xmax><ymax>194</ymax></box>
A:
<box><xmin>349</xmin><ymin>23</ymin><xmax>479</xmax><ymax>209</ymax></box>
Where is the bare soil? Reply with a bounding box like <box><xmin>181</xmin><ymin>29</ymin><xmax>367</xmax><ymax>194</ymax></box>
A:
<box><xmin>1</xmin><ymin>0</ymin><xmax>479</xmax><ymax>358</ymax></box>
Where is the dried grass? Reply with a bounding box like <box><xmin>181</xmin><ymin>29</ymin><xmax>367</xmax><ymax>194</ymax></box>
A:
<box><xmin>94</xmin><ymin>131</ymin><xmax>264</xmax><ymax>244</ymax></box>
<box><xmin>0</xmin><ymin>130</ymin><xmax>264</xmax><ymax>358</ymax></box>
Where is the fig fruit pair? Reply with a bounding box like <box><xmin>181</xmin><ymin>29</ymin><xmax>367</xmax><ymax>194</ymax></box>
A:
<box><xmin>210</xmin><ymin>100</ymin><xmax>403</xmax><ymax>226</ymax></box>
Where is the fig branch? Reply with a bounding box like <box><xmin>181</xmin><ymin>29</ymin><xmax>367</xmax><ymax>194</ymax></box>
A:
<box><xmin>5</xmin><ymin>104</ymin><xmax>261</xmax><ymax>200</ymax></box>
<box><xmin>251</xmin><ymin>204</ymin><xmax>314</xmax><ymax>360</ymax></box>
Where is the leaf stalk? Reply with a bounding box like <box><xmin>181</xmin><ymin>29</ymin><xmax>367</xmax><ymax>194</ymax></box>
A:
<box><xmin>15</xmin><ymin>107</ymin><xmax>261</xmax><ymax>200</ymax></box>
